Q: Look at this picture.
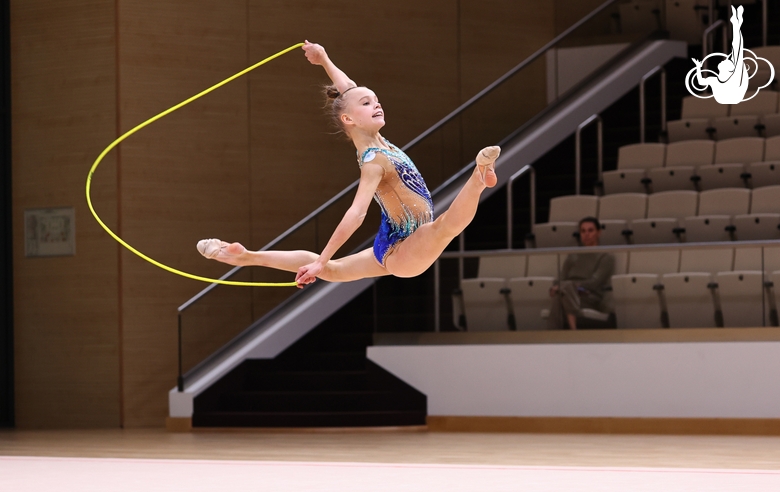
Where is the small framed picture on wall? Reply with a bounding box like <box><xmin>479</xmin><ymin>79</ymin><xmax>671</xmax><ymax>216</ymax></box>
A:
<box><xmin>24</xmin><ymin>207</ymin><xmax>76</xmax><ymax>257</ymax></box>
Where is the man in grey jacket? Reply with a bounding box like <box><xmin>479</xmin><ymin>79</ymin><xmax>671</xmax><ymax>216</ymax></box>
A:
<box><xmin>547</xmin><ymin>217</ymin><xmax>615</xmax><ymax>330</ymax></box>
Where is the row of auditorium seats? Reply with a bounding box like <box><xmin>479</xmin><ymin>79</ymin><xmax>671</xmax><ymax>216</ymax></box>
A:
<box><xmin>457</xmin><ymin>246</ymin><xmax>780</xmax><ymax>331</ymax></box>
<box><xmin>603</xmin><ymin>137</ymin><xmax>780</xmax><ymax>194</ymax></box>
<box><xmin>529</xmin><ymin>186</ymin><xmax>780</xmax><ymax>248</ymax></box>
<box><xmin>668</xmin><ymin>90</ymin><xmax>780</xmax><ymax>142</ymax></box>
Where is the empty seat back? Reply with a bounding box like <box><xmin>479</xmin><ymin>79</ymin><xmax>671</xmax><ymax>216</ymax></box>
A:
<box><xmin>715</xmin><ymin>137</ymin><xmax>765</xmax><ymax>164</ymax></box>
<box><xmin>764</xmin><ymin>246</ymin><xmax>780</xmax><ymax>273</ymax></box>
<box><xmin>765</xmin><ymin>136</ymin><xmax>780</xmax><ymax>161</ymax></box>
<box><xmin>666</xmin><ymin>140</ymin><xmax>715</xmax><ymax>166</ymax></box>
<box><xmin>697</xmin><ymin>188</ymin><xmax>751</xmax><ymax>215</ymax></box>
<box><xmin>612</xmin><ymin>251</ymin><xmax>628</xmax><ymax>275</ymax></box>
<box><xmin>479</xmin><ymin>255</ymin><xmax>526</xmax><ymax>278</ymax></box>
<box><xmin>548</xmin><ymin>195</ymin><xmax>599</xmax><ymax>222</ymax></box>
<box><xmin>628</xmin><ymin>250</ymin><xmax>680</xmax><ymax>274</ymax></box>
<box><xmin>734</xmin><ymin>247</ymin><xmax>762</xmax><ymax>271</ymax></box>
<box><xmin>678</xmin><ymin>247</ymin><xmax>733</xmax><ymax>273</ymax></box>
<box><xmin>526</xmin><ymin>254</ymin><xmax>559</xmax><ymax>277</ymax></box>
<box><xmin>461</xmin><ymin>279</ymin><xmax>510</xmax><ymax>332</ymax></box>
<box><xmin>598</xmin><ymin>193</ymin><xmax>647</xmax><ymax>220</ymax></box>
<box><xmin>680</xmin><ymin>95</ymin><xmax>729</xmax><ymax>118</ymax></box>
<box><xmin>617</xmin><ymin>143</ymin><xmax>666</xmax><ymax>170</ymax></box>
<box><xmin>730</xmin><ymin>91</ymin><xmax>778</xmax><ymax>116</ymax></box>
<box><xmin>750</xmin><ymin>185</ymin><xmax>780</xmax><ymax>214</ymax></box>
<box><xmin>646</xmin><ymin>190</ymin><xmax>698</xmax><ymax>218</ymax></box>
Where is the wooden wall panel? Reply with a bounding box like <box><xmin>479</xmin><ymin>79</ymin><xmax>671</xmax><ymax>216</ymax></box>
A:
<box><xmin>117</xmin><ymin>1</ymin><xmax>252</xmax><ymax>427</ymax></box>
<box><xmin>458</xmin><ymin>0</ymin><xmax>555</xmax><ymax>170</ymax></box>
<box><xmin>555</xmin><ymin>0</ymin><xmax>612</xmax><ymax>36</ymax></box>
<box><xmin>11</xmin><ymin>0</ymin><xmax>120</xmax><ymax>428</ymax></box>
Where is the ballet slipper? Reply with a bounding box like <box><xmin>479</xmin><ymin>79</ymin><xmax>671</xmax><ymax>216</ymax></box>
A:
<box><xmin>197</xmin><ymin>238</ymin><xmax>225</xmax><ymax>259</ymax></box>
<box><xmin>476</xmin><ymin>146</ymin><xmax>500</xmax><ymax>188</ymax></box>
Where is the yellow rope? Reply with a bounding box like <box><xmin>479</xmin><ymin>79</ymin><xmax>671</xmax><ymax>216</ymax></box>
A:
<box><xmin>86</xmin><ymin>43</ymin><xmax>304</xmax><ymax>287</ymax></box>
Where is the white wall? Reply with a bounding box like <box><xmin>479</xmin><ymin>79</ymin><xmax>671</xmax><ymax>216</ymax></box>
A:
<box><xmin>546</xmin><ymin>44</ymin><xmax>629</xmax><ymax>102</ymax></box>
<box><xmin>368</xmin><ymin>342</ymin><xmax>780</xmax><ymax>418</ymax></box>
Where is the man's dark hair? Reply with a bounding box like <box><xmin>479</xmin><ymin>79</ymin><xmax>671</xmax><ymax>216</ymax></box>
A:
<box><xmin>579</xmin><ymin>216</ymin><xmax>601</xmax><ymax>230</ymax></box>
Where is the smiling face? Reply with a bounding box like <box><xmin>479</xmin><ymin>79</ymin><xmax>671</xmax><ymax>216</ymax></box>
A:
<box><xmin>340</xmin><ymin>87</ymin><xmax>385</xmax><ymax>134</ymax></box>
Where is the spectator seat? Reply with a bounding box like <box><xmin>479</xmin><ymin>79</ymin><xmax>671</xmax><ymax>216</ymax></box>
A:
<box><xmin>712</xmin><ymin>92</ymin><xmax>777</xmax><ymax>139</ymax></box>
<box><xmin>597</xmin><ymin>193</ymin><xmax>648</xmax><ymax>245</ymax></box>
<box><xmin>682</xmin><ymin>188</ymin><xmax>750</xmax><ymax>242</ymax></box>
<box><xmin>696</xmin><ymin>137</ymin><xmax>763</xmax><ymax>190</ymax></box>
<box><xmin>531</xmin><ymin>195</ymin><xmax>598</xmax><ymax>248</ymax></box>
<box><xmin>630</xmin><ymin>190</ymin><xmax>698</xmax><ymax>244</ymax></box>
<box><xmin>459</xmin><ymin>255</ymin><xmax>527</xmax><ymax>332</ymax></box>
<box><xmin>602</xmin><ymin>143</ymin><xmax>665</xmax><ymax>194</ymax></box>
<box><xmin>732</xmin><ymin>185</ymin><xmax>780</xmax><ymax>241</ymax></box>
<box><xmin>717</xmin><ymin>247</ymin><xmax>765</xmax><ymax>327</ymax></box>
<box><xmin>509</xmin><ymin>254</ymin><xmax>560</xmax><ymax>330</ymax></box>
<box><xmin>666</xmin><ymin>96</ymin><xmax>726</xmax><ymax>142</ymax></box>
<box><xmin>661</xmin><ymin>247</ymin><xmax>733</xmax><ymax>328</ymax></box>
<box><xmin>648</xmin><ymin>140</ymin><xmax>713</xmax><ymax>192</ymax></box>
<box><xmin>612</xmin><ymin>249</ymin><xmax>680</xmax><ymax>329</ymax></box>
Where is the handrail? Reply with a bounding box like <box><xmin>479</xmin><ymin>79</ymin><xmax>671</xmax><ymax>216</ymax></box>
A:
<box><xmin>439</xmin><ymin>238</ymin><xmax>780</xmax><ymax>259</ymax></box>
<box><xmin>575</xmin><ymin>114</ymin><xmax>603</xmax><ymax>195</ymax></box>
<box><xmin>763</xmin><ymin>0</ymin><xmax>768</xmax><ymax>46</ymax></box>
<box><xmin>177</xmin><ymin>0</ymin><xmax>623</xmax><ymax>313</ymax></box>
<box><xmin>639</xmin><ymin>66</ymin><xmax>666</xmax><ymax>143</ymax></box>
<box><xmin>506</xmin><ymin>165</ymin><xmax>535</xmax><ymax>250</ymax></box>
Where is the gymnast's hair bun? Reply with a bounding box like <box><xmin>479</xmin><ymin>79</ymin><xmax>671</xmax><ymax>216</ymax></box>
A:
<box><xmin>325</xmin><ymin>85</ymin><xmax>340</xmax><ymax>100</ymax></box>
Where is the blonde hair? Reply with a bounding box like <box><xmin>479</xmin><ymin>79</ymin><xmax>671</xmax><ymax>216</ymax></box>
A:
<box><xmin>323</xmin><ymin>85</ymin><xmax>360</xmax><ymax>136</ymax></box>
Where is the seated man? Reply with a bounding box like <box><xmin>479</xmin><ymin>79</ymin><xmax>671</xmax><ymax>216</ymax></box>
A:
<box><xmin>547</xmin><ymin>217</ymin><xmax>615</xmax><ymax>330</ymax></box>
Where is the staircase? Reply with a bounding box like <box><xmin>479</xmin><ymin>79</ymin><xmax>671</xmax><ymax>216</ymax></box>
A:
<box><xmin>193</xmin><ymin>288</ymin><xmax>427</xmax><ymax>427</ymax></box>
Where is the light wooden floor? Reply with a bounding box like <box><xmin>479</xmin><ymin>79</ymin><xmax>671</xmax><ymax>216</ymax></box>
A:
<box><xmin>2</xmin><ymin>429</ymin><xmax>780</xmax><ymax>470</ymax></box>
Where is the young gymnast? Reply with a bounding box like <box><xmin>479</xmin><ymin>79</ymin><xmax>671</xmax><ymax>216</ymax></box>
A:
<box><xmin>197</xmin><ymin>41</ymin><xmax>500</xmax><ymax>288</ymax></box>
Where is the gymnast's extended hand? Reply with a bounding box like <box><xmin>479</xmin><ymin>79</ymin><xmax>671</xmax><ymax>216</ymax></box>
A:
<box><xmin>295</xmin><ymin>261</ymin><xmax>323</xmax><ymax>288</ymax></box>
<box><xmin>302</xmin><ymin>40</ymin><xmax>356</xmax><ymax>93</ymax></box>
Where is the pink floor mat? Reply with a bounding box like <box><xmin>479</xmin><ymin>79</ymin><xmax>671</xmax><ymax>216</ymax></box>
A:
<box><xmin>2</xmin><ymin>456</ymin><xmax>780</xmax><ymax>491</ymax></box>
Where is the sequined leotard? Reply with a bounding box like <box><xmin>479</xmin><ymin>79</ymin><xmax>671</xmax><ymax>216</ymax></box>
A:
<box><xmin>358</xmin><ymin>139</ymin><xmax>434</xmax><ymax>266</ymax></box>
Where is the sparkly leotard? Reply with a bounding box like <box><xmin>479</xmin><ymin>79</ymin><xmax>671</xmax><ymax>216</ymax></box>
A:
<box><xmin>358</xmin><ymin>139</ymin><xmax>434</xmax><ymax>266</ymax></box>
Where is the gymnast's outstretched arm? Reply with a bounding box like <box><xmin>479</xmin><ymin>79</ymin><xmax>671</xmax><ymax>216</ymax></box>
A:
<box><xmin>295</xmin><ymin>162</ymin><xmax>384</xmax><ymax>284</ymax></box>
<box><xmin>302</xmin><ymin>40</ymin><xmax>356</xmax><ymax>93</ymax></box>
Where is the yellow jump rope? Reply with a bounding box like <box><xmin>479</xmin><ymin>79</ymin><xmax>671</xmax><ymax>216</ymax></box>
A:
<box><xmin>86</xmin><ymin>42</ymin><xmax>304</xmax><ymax>287</ymax></box>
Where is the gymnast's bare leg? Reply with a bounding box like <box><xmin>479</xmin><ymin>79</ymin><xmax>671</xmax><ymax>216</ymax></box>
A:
<box><xmin>199</xmin><ymin>146</ymin><xmax>497</xmax><ymax>282</ymax></box>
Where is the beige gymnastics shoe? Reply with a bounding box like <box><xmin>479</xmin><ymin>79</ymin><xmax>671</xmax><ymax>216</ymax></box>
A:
<box><xmin>476</xmin><ymin>146</ymin><xmax>500</xmax><ymax>187</ymax></box>
<box><xmin>197</xmin><ymin>238</ymin><xmax>224</xmax><ymax>259</ymax></box>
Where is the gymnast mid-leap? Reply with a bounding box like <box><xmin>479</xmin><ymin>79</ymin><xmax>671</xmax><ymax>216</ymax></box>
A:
<box><xmin>197</xmin><ymin>41</ymin><xmax>500</xmax><ymax>288</ymax></box>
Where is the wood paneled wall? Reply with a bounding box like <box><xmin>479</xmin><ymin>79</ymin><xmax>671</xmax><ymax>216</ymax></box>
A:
<box><xmin>11</xmin><ymin>0</ymin><xmax>120</xmax><ymax>428</ymax></box>
<box><xmin>13</xmin><ymin>1</ymin><xmax>574</xmax><ymax>427</ymax></box>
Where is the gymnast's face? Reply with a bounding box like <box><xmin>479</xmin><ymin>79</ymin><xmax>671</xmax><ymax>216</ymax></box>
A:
<box><xmin>341</xmin><ymin>87</ymin><xmax>385</xmax><ymax>133</ymax></box>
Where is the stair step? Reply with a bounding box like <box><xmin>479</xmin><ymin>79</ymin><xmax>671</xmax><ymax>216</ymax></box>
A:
<box><xmin>193</xmin><ymin>410</ymin><xmax>427</xmax><ymax>428</ymax></box>
<box><xmin>219</xmin><ymin>390</ymin><xmax>423</xmax><ymax>412</ymax></box>
<box><xmin>241</xmin><ymin>370</ymin><xmax>371</xmax><ymax>391</ymax></box>
<box><xmin>256</xmin><ymin>352</ymin><xmax>368</xmax><ymax>371</ymax></box>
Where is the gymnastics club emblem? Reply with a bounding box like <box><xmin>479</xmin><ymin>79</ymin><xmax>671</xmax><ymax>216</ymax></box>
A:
<box><xmin>685</xmin><ymin>5</ymin><xmax>775</xmax><ymax>104</ymax></box>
